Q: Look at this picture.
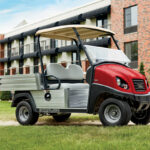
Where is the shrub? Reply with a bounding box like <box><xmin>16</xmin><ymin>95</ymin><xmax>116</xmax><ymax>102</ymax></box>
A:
<box><xmin>0</xmin><ymin>91</ymin><xmax>12</xmax><ymax>101</ymax></box>
<box><xmin>139</xmin><ymin>62</ymin><xmax>145</xmax><ymax>76</ymax></box>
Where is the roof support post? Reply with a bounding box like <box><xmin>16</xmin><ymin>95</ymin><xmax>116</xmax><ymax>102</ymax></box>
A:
<box><xmin>73</xmin><ymin>39</ymin><xmax>82</xmax><ymax>67</ymax></box>
<box><xmin>73</xmin><ymin>28</ymin><xmax>93</xmax><ymax>65</ymax></box>
<box><xmin>37</xmin><ymin>35</ymin><xmax>47</xmax><ymax>90</ymax></box>
<box><xmin>111</xmin><ymin>35</ymin><xmax>120</xmax><ymax>50</ymax></box>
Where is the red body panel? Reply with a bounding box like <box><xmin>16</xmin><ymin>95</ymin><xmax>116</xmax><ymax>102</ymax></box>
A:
<box><xmin>94</xmin><ymin>64</ymin><xmax>149</xmax><ymax>94</ymax></box>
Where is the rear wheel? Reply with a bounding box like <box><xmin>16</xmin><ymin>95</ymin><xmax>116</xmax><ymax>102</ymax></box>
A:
<box><xmin>131</xmin><ymin>108</ymin><xmax>150</xmax><ymax>125</ymax></box>
<box><xmin>16</xmin><ymin>101</ymin><xmax>39</xmax><ymax>125</ymax></box>
<box><xmin>99</xmin><ymin>98</ymin><xmax>131</xmax><ymax>126</ymax></box>
<box><xmin>52</xmin><ymin>113</ymin><xmax>71</xmax><ymax>122</ymax></box>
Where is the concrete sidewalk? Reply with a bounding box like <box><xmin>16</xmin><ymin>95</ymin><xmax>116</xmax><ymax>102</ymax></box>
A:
<box><xmin>0</xmin><ymin>120</ymin><xmax>136</xmax><ymax>126</ymax></box>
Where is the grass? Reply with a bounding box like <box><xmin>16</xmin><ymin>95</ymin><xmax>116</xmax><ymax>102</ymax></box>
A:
<box><xmin>0</xmin><ymin>101</ymin><xmax>150</xmax><ymax>150</ymax></box>
<box><xmin>0</xmin><ymin>101</ymin><xmax>15</xmax><ymax>121</ymax></box>
<box><xmin>0</xmin><ymin>101</ymin><xmax>99</xmax><ymax>122</ymax></box>
<box><xmin>0</xmin><ymin>126</ymin><xmax>150</xmax><ymax>150</ymax></box>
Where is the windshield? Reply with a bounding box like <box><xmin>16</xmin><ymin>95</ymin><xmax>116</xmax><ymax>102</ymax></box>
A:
<box><xmin>84</xmin><ymin>45</ymin><xmax>131</xmax><ymax>65</ymax></box>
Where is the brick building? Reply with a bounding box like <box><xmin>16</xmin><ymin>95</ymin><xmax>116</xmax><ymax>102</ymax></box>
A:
<box><xmin>111</xmin><ymin>0</ymin><xmax>150</xmax><ymax>79</ymax></box>
<box><xmin>0</xmin><ymin>0</ymin><xmax>150</xmax><ymax>79</ymax></box>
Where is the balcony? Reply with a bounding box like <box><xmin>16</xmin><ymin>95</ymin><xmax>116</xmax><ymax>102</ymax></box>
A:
<box><xmin>1</xmin><ymin>37</ymin><xmax>110</xmax><ymax>62</ymax></box>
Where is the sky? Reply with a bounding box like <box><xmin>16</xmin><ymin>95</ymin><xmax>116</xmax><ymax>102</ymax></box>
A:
<box><xmin>0</xmin><ymin>0</ymin><xmax>92</xmax><ymax>33</ymax></box>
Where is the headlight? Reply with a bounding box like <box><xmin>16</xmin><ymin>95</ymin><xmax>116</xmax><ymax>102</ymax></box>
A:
<box><xmin>116</xmin><ymin>78</ymin><xmax>121</xmax><ymax>86</ymax></box>
<box><xmin>116</xmin><ymin>77</ymin><xmax>129</xmax><ymax>89</ymax></box>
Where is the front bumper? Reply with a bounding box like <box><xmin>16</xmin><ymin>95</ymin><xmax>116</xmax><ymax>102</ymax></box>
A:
<box><xmin>92</xmin><ymin>83</ymin><xmax>150</xmax><ymax>104</ymax></box>
<box><xmin>134</xmin><ymin>93</ymin><xmax>150</xmax><ymax>103</ymax></box>
<box><xmin>88</xmin><ymin>83</ymin><xmax>150</xmax><ymax>113</ymax></box>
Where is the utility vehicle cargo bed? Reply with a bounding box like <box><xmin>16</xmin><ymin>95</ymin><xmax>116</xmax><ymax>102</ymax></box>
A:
<box><xmin>0</xmin><ymin>74</ymin><xmax>41</xmax><ymax>91</ymax></box>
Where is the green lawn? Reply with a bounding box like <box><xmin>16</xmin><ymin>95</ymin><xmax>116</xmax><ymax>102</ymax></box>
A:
<box><xmin>0</xmin><ymin>101</ymin><xmax>99</xmax><ymax>122</ymax></box>
<box><xmin>0</xmin><ymin>126</ymin><xmax>150</xmax><ymax>150</ymax></box>
<box><xmin>0</xmin><ymin>101</ymin><xmax>15</xmax><ymax>121</ymax></box>
<box><xmin>0</xmin><ymin>101</ymin><xmax>150</xmax><ymax>150</ymax></box>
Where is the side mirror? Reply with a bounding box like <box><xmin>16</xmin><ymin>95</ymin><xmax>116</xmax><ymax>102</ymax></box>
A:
<box><xmin>46</xmin><ymin>75</ymin><xmax>61</xmax><ymax>90</ymax></box>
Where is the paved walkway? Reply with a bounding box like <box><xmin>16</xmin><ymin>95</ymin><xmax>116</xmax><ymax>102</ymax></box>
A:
<box><xmin>0</xmin><ymin>120</ymin><xmax>19</xmax><ymax>126</ymax></box>
<box><xmin>0</xmin><ymin>120</ymin><xmax>136</xmax><ymax>126</ymax></box>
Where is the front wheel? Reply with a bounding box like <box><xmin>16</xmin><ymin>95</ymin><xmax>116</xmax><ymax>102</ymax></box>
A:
<box><xmin>131</xmin><ymin>108</ymin><xmax>150</xmax><ymax>125</ymax></box>
<box><xmin>16</xmin><ymin>101</ymin><xmax>39</xmax><ymax>125</ymax></box>
<box><xmin>99</xmin><ymin>98</ymin><xmax>131</xmax><ymax>126</ymax></box>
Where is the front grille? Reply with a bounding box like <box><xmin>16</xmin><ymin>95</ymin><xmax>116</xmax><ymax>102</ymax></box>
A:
<box><xmin>133</xmin><ymin>79</ymin><xmax>146</xmax><ymax>91</ymax></box>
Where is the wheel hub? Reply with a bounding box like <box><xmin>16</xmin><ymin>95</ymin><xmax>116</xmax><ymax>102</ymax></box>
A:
<box><xmin>104</xmin><ymin>104</ymin><xmax>121</xmax><ymax>123</ymax></box>
<box><xmin>19</xmin><ymin>106</ymin><xmax>29</xmax><ymax>122</ymax></box>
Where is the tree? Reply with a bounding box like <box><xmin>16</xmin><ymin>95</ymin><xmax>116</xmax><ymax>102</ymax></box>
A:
<box><xmin>139</xmin><ymin>62</ymin><xmax>145</xmax><ymax>76</ymax></box>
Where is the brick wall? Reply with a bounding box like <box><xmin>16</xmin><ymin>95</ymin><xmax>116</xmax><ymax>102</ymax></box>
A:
<box><xmin>0</xmin><ymin>34</ymin><xmax>4</xmax><ymax>75</ymax></box>
<box><xmin>111</xmin><ymin>0</ymin><xmax>150</xmax><ymax>80</ymax></box>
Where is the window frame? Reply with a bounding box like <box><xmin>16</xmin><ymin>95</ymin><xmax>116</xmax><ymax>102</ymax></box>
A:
<box><xmin>124</xmin><ymin>5</ymin><xmax>138</xmax><ymax>34</ymax></box>
<box><xmin>96</xmin><ymin>15</ymin><xmax>108</xmax><ymax>29</ymax></box>
<box><xmin>124</xmin><ymin>41</ymin><xmax>138</xmax><ymax>69</ymax></box>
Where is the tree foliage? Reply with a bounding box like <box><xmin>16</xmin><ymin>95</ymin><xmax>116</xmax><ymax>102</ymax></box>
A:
<box><xmin>139</xmin><ymin>62</ymin><xmax>145</xmax><ymax>76</ymax></box>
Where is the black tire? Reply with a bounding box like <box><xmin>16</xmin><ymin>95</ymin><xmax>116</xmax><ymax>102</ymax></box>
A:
<box><xmin>30</xmin><ymin>112</ymin><xmax>39</xmax><ymax>125</ymax></box>
<box><xmin>52</xmin><ymin>113</ymin><xmax>71</xmax><ymax>122</ymax></box>
<box><xmin>122</xmin><ymin>101</ymin><xmax>132</xmax><ymax>125</ymax></box>
<box><xmin>99</xmin><ymin>98</ymin><xmax>131</xmax><ymax>126</ymax></box>
<box><xmin>131</xmin><ymin>108</ymin><xmax>150</xmax><ymax>125</ymax></box>
<box><xmin>16</xmin><ymin>101</ymin><xmax>39</xmax><ymax>125</ymax></box>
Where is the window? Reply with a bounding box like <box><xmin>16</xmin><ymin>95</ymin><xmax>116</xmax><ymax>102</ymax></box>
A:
<box><xmin>25</xmin><ymin>66</ymin><xmax>30</xmax><ymax>74</ymax></box>
<box><xmin>124</xmin><ymin>5</ymin><xmax>138</xmax><ymax>34</ymax></box>
<box><xmin>96</xmin><ymin>16</ymin><xmax>108</xmax><ymax>29</ymax></box>
<box><xmin>71</xmin><ymin>41</ymin><xmax>76</xmax><ymax>46</ymax></box>
<box><xmin>125</xmin><ymin>41</ymin><xmax>138</xmax><ymax>68</ymax></box>
<box><xmin>11</xmin><ymin>68</ymin><xmax>16</xmax><ymax>75</ymax></box>
<box><xmin>55</xmin><ymin>40</ymin><xmax>58</xmax><ymax>48</ymax></box>
<box><xmin>50</xmin><ymin>54</ymin><xmax>57</xmax><ymax>63</ymax></box>
<box><xmin>72</xmin><ymin>52</ymin><xmax>77</xmax><ymax>64</ymax></box>
<box><xmin>11</xmin><ymin>48</ymin><xmax>16</xmax><ymax>57</ymax></box>
<box><xmin>25</xmin><ymin>44</ymin><xmax>30</xmax><ymax>54</ymax></box>
<box><xmin>11</xmin><ymin>47</ymin><xmax>19</xmax><ymax>57</ymax></box>
<box><xmin>96</xmin><ymin>16</ymin><xmax>108</xmax><ymax>40</ymax></box>
<box><xmin>34</xmin><ymin>58</ymin><xmax>39</xmax><ymax>73</ymax></box>
<box><xmin>40</xmin><ymin>40</ymin><xmax>46</xmax><ymax>51</ymax></box>
<box><xmin>65</xmin><ymin>40</ymin><xmax>67</xmax><ymax>46</ymax></box>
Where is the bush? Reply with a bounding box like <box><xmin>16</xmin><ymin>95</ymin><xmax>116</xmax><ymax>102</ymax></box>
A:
<box><xmin>139</xmin><ymin>62</ymin><xmax>145</xmax><ymax>76</ymax></box>
<box><xmin>0</xmin><ymin>91</ymin><xmax>12</xmax><ymax>101</ymax></box>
